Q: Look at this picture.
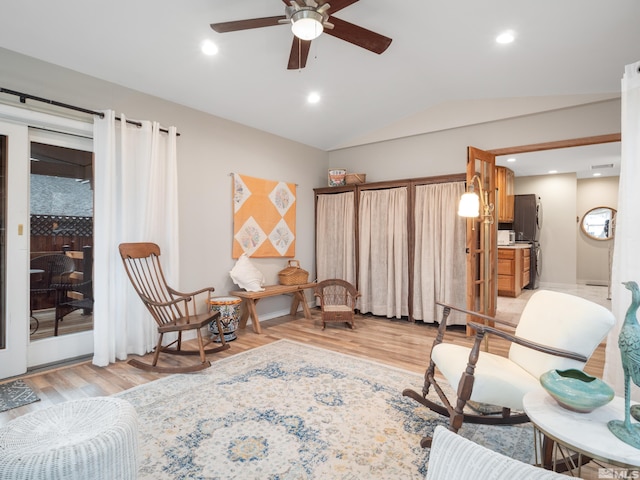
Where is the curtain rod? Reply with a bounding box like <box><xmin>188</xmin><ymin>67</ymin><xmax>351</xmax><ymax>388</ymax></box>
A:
<box><xmin>0</xmin><ymin>87</ymin><xmax>180</xmax><ymax>136</ymax></box>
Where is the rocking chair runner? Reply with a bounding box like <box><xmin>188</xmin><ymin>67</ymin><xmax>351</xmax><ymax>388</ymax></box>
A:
<box><xmin>119</xmin><ymin>242</ymin><xmax>229</xmax><ymax>374</ymax></box>
<box><xmin>403</xmin><ymin>290</ymin><xmax>615</xmax><ymax>449</ymax></box>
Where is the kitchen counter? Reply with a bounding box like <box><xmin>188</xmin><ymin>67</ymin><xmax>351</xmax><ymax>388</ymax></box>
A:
<box><xmin>498</xmin><ymin>244</ymin><xmax>531</xmax><ymax>249</ymax></box>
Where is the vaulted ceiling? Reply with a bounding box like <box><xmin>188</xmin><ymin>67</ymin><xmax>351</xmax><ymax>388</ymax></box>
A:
<box><xmin>0</xmin><ymin>1</ymin><xmax>638</xmax><ymax>152</ymax></box>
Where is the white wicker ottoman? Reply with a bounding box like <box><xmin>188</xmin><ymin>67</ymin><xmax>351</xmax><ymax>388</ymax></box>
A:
<box><xmin>0</xmin><ymin>397</ymin><xmax>138</xmax><ymax>480</ymax></box>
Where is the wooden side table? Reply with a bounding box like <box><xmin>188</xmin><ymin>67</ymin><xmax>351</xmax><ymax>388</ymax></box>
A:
<box><xmin>230</xmin><ymin>283</ymin><xmax>317</xmax><ymax>334</ymax></box>
<box><xmin>523</xmin><ymin>389</ymin><xmax>640</xmax><ymax>476</ymax></box>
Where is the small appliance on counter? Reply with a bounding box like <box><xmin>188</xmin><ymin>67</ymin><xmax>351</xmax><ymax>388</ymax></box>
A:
<box><xmin>497</xmin><ymin>230</ymin><xmax>515</xmax><ymax>246</ymax></box>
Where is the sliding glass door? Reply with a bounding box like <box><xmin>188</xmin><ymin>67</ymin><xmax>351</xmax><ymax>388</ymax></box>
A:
<box><xmin>0</xmin><ymin>106</ymin><xmax>94</xmax><ymax>379</ymax></box>
<box><xmin>0</xmin><ymin>121</ymin><xmax>29</xmax><ymax>378</ymax></box>
<box><xmin>27</xmin><ymin>129</ymin><xmax>94</xmax><ymax>367</ymax></box>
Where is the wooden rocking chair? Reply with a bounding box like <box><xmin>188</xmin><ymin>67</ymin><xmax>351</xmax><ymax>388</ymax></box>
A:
<box><xmin>402</xmin><ymin>290</ymin><xmax>615</xmax><ymax>449</ymax></box>
<box><xmin>119</xmin><ymin>242</ymin><xmax>229</xmax><ymax>373</ymax></box>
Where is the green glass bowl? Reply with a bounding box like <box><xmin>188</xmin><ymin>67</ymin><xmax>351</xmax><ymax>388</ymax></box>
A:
<box><xmin>539</xmin><ymin>369</ymin><xmax>615</xmax><ymax>413</ymax></box>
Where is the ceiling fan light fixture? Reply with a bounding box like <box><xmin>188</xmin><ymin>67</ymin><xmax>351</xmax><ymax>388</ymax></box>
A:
<box><xmin>291</xmin><ymin>10</ymin><xmax>324</xmax><ymax>40</ymax></box>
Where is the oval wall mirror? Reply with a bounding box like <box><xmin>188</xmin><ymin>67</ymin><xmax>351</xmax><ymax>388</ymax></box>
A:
<box><xmin>581</xmin><ymin>206</ymin><xmax>616</xmax><ymax>241</ymax></box>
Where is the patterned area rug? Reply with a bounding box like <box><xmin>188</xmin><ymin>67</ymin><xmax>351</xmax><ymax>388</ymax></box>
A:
<box><xmin>117</xmin><ymin>340</ymin><xmax>534</xmax><ymax>479</ymax></box>
<box><xmin>0</xmin><ymin>380</ymin><xmax>40</xmax><ymax>413</ymax></box>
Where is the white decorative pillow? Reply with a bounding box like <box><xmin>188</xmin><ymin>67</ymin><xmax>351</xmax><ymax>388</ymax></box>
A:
<box><xmin>230</xmin><ymin>254</ymin><xmax>265</xmax><ymax>292</ymax></box>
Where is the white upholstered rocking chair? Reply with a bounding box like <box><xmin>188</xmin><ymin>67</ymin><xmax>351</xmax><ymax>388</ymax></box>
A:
<box><xmin>403</xmin><ymin>290</ymin><xmax>615</xmax><ymax>449</ymax></box>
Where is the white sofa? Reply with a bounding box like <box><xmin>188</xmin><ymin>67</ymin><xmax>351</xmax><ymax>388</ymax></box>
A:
<box><xmin>426</xmin><ymin>426</ymin><xmax>577</xmax><ymax>479</ymax></box>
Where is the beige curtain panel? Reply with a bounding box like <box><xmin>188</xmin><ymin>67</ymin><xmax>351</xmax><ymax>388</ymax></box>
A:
<box><xmin>358</xmin><ymin>187</ymin><xmax>409</xmax><ymax>318</ymax></box>
<box><xmin>315</xmin><ymin>192</ymin><xmax>356</xmax><ymax>284</ymax></box>
<box><xmin>413</xmin><ymin>182</ymin><xmax>467</xmax><ymax>325</ymax></box>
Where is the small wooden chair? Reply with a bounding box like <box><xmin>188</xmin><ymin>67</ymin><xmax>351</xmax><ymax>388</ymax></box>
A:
<box><xmin>119</xmin><ymin>242</ymin><xmax>229</xmax><ymax>373</ymax></box>
<box><xmin>314</xmin><ymin>279</ymin><xmax>360</xmax><ymax>330</ymax></box>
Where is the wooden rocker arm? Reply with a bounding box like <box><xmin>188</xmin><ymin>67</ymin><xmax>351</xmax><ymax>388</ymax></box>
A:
<box><xmin>436</xmin><ymin>301</ymin><xmax>516</xmax><ymax>329</ymax></box>
<box><xmin>167</xmin><ymin>286</ymin><xmax>215</xmax><ymax>299</ymax></box>
<box><xmin>137</xmin><ymin>291</ymin><xmax>191</xmax><ymax>310</ymax></box>
<box><xmin>467</xmin><ymin>321</ymin><xmax>588</xmax><ymax>362</ymax></box>
<box><xmin>165</xmin><ymin>286</ymin><xmax>215</xmax><ymax>317</ymax></box>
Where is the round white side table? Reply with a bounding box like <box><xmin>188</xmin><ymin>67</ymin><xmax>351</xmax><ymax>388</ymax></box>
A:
<box><xmin>523</xmin><ymin>389</ymin><xmax>640</xmax><ymax>476</ymax></box>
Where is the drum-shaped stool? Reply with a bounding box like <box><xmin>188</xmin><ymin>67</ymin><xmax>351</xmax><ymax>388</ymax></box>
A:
<box><xmin>208</xmin><ymin>295</ymin><xmax>242</xmax><ymax>342</ymax></box>
<box><xmin>0</xmin><ymin>397</ymin><xmax>138</xmax><ymax>480</ymax></box>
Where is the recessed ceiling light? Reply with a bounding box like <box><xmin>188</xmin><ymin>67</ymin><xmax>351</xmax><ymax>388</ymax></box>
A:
<box><xmin>548</xmin><ymin>170</ymin><xmax>558</xmax><ymax>174</ymax></box>
<box><xmin>507</xmin><ymin>157</ymin><xmax>516</xmax><ymax>163</ymax></box>
<box><xmin>201</xmin><ymin>40</ymin><xmax>219</xmax><ymax>56</ymax></box>
<box><xmin>307</xmin><ymin>92</ymin><xmax>321</xmax><ymax>104</ymax></box>
<box><xmin>593</xmin><ymin>172</ymin><xmax>602</xmax><ymax>177</ymax></box>
<box><xmin>496</xmin><ymin>31</ymin><xmax>515</xmax><ymax>44</ymax></box>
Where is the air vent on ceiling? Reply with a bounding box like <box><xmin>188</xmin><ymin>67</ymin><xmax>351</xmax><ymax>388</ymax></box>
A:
<box><xmin>590</xmin><ymin>163</ymin><xmax>614</xmax><ymax>170</ymax></box>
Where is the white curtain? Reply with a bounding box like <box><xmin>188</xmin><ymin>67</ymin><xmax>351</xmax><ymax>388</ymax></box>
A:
<box><xmin>358</xmin><ymin>187</ymin><xmax>408</xmax><ymax>318</ymax></box>
<box><xmin>316</xmin><ymin>192</ymin><xmax>356</xmax><ymax>283</ymax></box>
<box><xmin>92</xmin><ymin>111</ymin><xmax>179</xmax><ymax>366</ymax></box>
<box><xmin>604</xmin><ymin>60</ymin><xmax>640</xmax><ymax>399</ymax></box>
<box><xmin>413</xmin><ymin>182</ymin><xmax>467</xmax><ymax>325</ymax></box>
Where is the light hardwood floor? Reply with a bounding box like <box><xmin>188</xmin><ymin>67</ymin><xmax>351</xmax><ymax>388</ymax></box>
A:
<box><xmin>2</xmin><ymin>298</ymin><xmax>606</xmax><ymax>425</ymax></box>
<box><xmin>1</xmin><ymin>288</ymin><xmax>610</xmax><ymax>478</ymax></box>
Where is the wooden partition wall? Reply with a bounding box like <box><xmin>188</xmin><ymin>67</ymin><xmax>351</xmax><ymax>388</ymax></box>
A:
<box><xmin>314</xmin><ymin>173</ymin><xmax>466</xmax><ymax>322</ymax></box>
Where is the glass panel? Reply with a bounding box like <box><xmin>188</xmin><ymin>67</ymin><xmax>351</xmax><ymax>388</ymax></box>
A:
<box><xmin>29</xmin><ymin>141</ymin><xmax>93</xmax><ymax>340</ymax></box>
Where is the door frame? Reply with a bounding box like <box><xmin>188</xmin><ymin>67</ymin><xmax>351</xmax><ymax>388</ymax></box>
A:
<box><xmin>488</xmin><ymin>133</ymin><xmax>620</xmax><ymax>295</ymax></box>
<box><xmin>465</xmin><ymin>134</ymin><xmax>620</xmax><ymax>331</ymax></box>
<box><xmin>0</xmin><ymin>103</ymin><xmax>93</xmax><ymax>377</ymax></box>
<box><xmin>465</xmin><ymin>147</ymin><xmax>497</xmax><ymax>332</ymax></box>
<box><xmin>0</xmin><ymin>120</ymin><xmax>29</xmax><ymax>378</ymax></box>
<box><xmin>486</xmin><ymin>134</ymin><xmax>620</xmax><ymax>157</ymax></box>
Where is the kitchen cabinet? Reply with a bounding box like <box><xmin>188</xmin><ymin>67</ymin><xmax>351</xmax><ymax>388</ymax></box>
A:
<box><xmin>496</xmin><ymin>166</ymin><xmax>514</xmax><ymax>223</ymax></box>
<box><xmin>498</xmin><ymin>245</ymin><xmax>530</xmax><ymax>297</ymax></box>
<box><xmin>522</xmin><ymin>248</ymin><xmax>530</xmax><ymax>289</ymax></box>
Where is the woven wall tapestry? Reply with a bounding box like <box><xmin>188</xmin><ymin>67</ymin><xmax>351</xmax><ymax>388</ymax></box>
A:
<box><xmin>232</xmin><ymin>173</ymin><xmax>296</xmax><ymax>258</ymax></box>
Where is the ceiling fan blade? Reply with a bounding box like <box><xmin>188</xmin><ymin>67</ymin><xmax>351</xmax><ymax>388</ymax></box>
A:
<box><xmin>325</xmin><ymin>16</ymin><xmax>392</xmax><ymax>54</ymax></box>
<box><xmin>287</xmin><ymin>37</ymin><xmax>311</xmax><ymax>70</ymax></box>
<box><xmin>211</xmin><ymin>16</ymin><xmax>286</xmax><ymax>33</ymax></box>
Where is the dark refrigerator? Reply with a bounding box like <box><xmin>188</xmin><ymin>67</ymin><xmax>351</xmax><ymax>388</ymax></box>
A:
<box><xmin>513</xmin><ymin>194</ymin><xmax>542</xmax><ymax>289</ymax></box>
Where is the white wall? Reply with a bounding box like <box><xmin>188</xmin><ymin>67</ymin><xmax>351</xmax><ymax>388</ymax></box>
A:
<box><xmin>576</xmin><ymin>176</ymin><xmax>619</xmax><ymax>285</ymax></box>
<box><xmin>0</xmin><ymin>47</ymin><xmax>328</xmax><ymax>320</ymax></box>
<box><xmin>328</xmin><ymin>99</ymin><xmax>621</xmax><ymax>182</ymax></box>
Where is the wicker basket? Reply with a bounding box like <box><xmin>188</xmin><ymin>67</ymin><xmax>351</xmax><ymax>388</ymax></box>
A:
<box><xmin>345</xmin><ymin>173</ymin><xmax>366</xmax><ymax>184</ymax></box>
<box><xmin>278</xmin><ymin>260</ymin><xmax>309</xmax><ymax>285</ymax></box>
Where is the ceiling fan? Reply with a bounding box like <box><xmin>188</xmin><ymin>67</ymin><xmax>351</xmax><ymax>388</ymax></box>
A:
<box><xmin>210</xmin><ymin>0</ymin><xmax>392</xmax><ymax>70</ymax></box>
